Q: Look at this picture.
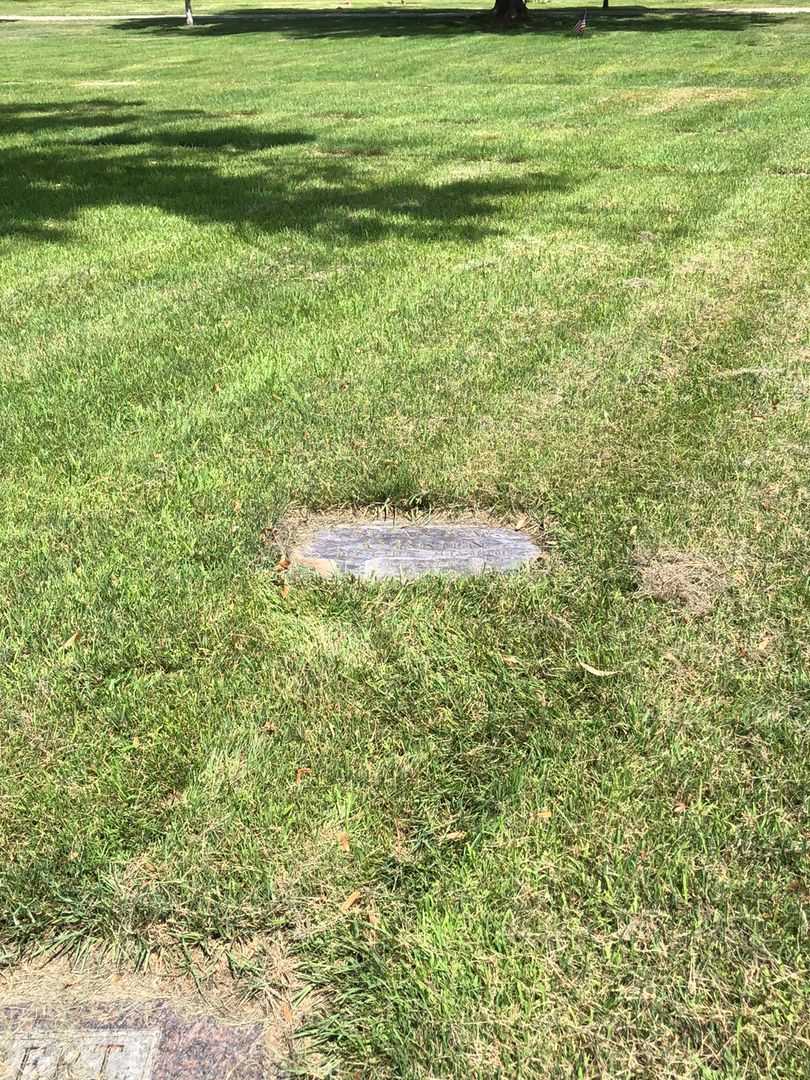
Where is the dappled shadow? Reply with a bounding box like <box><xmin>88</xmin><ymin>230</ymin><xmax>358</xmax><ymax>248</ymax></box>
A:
<box><xmin>113</xmin><ymin>5</ymin><xmax>790</xmax><ymax>40</ymax></box>
<box><xmin>0</xmin><ymin>100</ymin><xmax>212</xmax><ymax>139</ymax></box>
<box><xmin>0</xmin><ymin>99</ymin><xmax>144</xmax><ymax>113</ymax></box>
<box><xmin>84</xmin><ymin>126</ymin><xmax>312</xmax><ymax>151</ymax></box>
<box><xmin>0</xmin><ymin>99</ymin><xmax>146</xmax><ymax>138</ymax></box>
<box><xmin>1</xmin><ymin>103</ymin><xmax>577</xmax><ymax>243</ymax></box>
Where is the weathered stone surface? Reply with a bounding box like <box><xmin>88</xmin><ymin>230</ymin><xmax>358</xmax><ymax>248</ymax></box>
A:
<box><xmin>291</xmin><ymin>523</ymin><xmax>540</xmax><ymax>580</ymax></box>
<box><xmin>3</xmin><ymin>1027</ymin><xmax>157</xmax><ymax>1080</ymax></box>
<box><xmin>0</xmin><ymin>1001</ymin><xmax>274</xmax><ymax>1080</ymax></box>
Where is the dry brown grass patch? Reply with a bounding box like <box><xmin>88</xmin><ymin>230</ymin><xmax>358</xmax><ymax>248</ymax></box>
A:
<box><xmin>635</xmin><ymin>549</ymin><xmax>729</xmax><ymax>616</ymax></box>
<box><xmin>1</xmin><ymin>939</ymin><xmax>310</xmax><ymax>1018</ymax></box>
<box><xmin>639</xmin><ymin>87</ymin><xmax>755</xmax><ymax>115</ymax></box>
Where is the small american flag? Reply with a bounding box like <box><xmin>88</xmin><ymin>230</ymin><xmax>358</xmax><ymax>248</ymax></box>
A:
<box><xmin>574</xmin><ymin>11</ymin><xmax>587</xmax><ymax>33</ymax></box>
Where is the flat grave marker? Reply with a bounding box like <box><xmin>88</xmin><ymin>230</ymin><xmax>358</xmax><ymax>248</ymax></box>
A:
<box><xmin>1</xmin><ymin>1001</ymin><xmax>277</xmax><ymax>1080</ymax></box>
<box><xmin>291</xmin><ymin>522</ymin><xmax>541</xmax><ymax>580</ymax></box>
<box><xmin>6</xmin><ymin>1028</ymin><xmax>158</xmax><ymax>1079</ymax></box>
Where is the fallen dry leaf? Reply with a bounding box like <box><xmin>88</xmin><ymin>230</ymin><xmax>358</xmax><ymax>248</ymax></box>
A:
<box><xmin>340</xmin><ymin>889</ymin><xmax>363</xmax><ymax>913</ymax></box>
<box><xmin>280</xmin><ymin>584</ymin><xmax>290</xmax><ymax>599</ymax></box>
<box><xmin>280</xmin><ymin>1001</ymin><xmax>294</xmax><ymax>1025</ymax></box>
<box><xmin>578</xmin><ymin>660</ymin><xmax>620</xmax><ymax>677</ymax></box>
<box><xmin>275</xmin><ymin>557</ymin><xmax>291</xmax><ymax>572</ymax></box>
<box><xmin>295</xmin><ymin>767</ymin><xmax>312</xmax><ymax>784</ymax></box>
<box><xmin>132</xmin><ymin>736</ymin><xmax>141</xmax><ymax>750</ymax></box>
<box><xmin>534</xmin><ymin>808</ymin><xmax>552</xmax><ymax>822</ymax></box>
<box><xmin>673</xmin><ymin>800</ymin><xmax>688</xmax><ymax>814</ymax></box>
<box><xmin>337</xmin><ymin>831</ymin><xmax>351</xmax><ymax>852</ymax></box>
<box><xmin>60</xmin><ymin>631</ymin><xmax>81</xmax><ymax>650</ymax></box>
<box><xmin>442</xmin><ymin>830</ymin><xmax>466</xmax><ymax>842</ymax></box>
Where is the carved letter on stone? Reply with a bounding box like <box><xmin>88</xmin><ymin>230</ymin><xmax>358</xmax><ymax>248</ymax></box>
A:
<box><xmin>15</xmin><ymin>1046</ymin><xmax>46</xmax><ymax>1080</ymax></box>
<box><xmin>99</xmin><ymin>1044</ymin><xmax>125</xmax><ymax>1078</ymax></box>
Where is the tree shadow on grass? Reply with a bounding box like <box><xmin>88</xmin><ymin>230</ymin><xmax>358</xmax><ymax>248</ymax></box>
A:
<box><xmin>1</xmin><ymin>106</ymin><xmax>577</xmax><ymax>244</ymax></box>
<box><xmin>112</xmin><ymin>5</ymin><xmax>789</xmax><ymax>40</ymax></box>
<box><xmin>0</xmin><ymin>100</ymin><xmax>211</xmax><ymax>139</ymax></box>
<box><xmin>86</xmin><ymin>125</ymin><xmax>313</xmax><ymax>151</ymax></box>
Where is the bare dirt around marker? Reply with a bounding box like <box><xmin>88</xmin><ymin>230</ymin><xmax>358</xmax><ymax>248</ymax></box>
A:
<box><xmin>266</xmin><ymin>506</ymin><xmax>548</xmax><ymax>581</ymax></box>
<box><xmin>269</xmin><ymin>505</ymin><xmax>547</xmax><ymax>557</ymax></box>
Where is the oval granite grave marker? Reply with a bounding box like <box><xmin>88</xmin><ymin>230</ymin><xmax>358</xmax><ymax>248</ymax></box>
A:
<box><xmin>291</xmin><ymin>523</ymin><xmax>540</xmax><ymax>580</ymax></box>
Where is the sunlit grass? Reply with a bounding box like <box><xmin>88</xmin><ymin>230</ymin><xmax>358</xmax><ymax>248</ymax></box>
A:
<box><xmin>1</xmin><ymin>6</ymin><xmax>808</xmax><ymax>1077</ymax></box>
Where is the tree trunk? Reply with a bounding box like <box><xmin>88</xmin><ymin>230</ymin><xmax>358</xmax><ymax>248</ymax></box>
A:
<box><xmin>602</xmin><ymin>0</ymin><xmax>609</xmax><ymax>8</ymax></box>
<box><xmin>185</xmin><ymin>0</ymin><xmax>194</xmax><ymax>25</ymax></box>
<box><xmin>493</xmin><ymin>0</ymin><xmax>528</xmax><ymax>20</ymax></box>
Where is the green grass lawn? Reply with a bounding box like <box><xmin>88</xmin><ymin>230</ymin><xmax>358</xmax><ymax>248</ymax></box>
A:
<box><xmin>1</xmin><ymin>4</ymin><xmax>809</xmax><ymax>1077</ymax></box>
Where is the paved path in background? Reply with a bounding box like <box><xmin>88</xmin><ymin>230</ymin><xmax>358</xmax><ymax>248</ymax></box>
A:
<box><xmin>2</xmin><ymin>5</ymin><xmax>810</xmax><ymax>18</ymax></box>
